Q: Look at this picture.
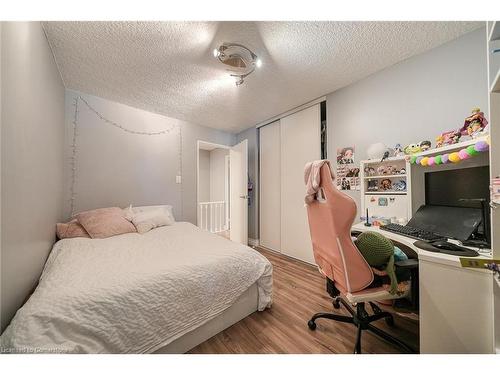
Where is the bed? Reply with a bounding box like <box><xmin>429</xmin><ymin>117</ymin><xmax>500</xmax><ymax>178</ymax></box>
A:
<box><xmin>0</xmin><ymin>222</ymin><xmax>273</xmax><ymax>353</ymax></box>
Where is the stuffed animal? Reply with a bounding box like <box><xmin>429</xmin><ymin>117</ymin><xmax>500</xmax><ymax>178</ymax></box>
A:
<box><xmin>459</xmin><ymin>108</ymin><xmax>489</xmax><ymax>138</ymax></box>
<box><xmin>436</xmin><ymin>130</ymin><xmax>461</xmax><ymax>148</ymax></box>
<box><xmin>380</xmin><ymin>179</ymin><xmax>392</xmax><ymax>190</ymax></box>
<box><xmin>404</xmin><ymin>143</ymin><xmax>421</xmax><ymax>154</ymax></box>
<box><xmin>393</xmin><ymin>144</ymin><xmax>404</xmax><ymax>157</ymax></box>
<box><xmin>354</xmin><ymin>232</ymin><xmax>398</xmax><ymax>294</ymax></box>
<box><xmin>376</xmin><ymin>165</ymin><xmax>387</xmax><ymax>175</ymax></box>
<box><xmin>419</xmin><ymin>140</ymin><xmax>432</xmax><ymax>151</ymax></box>
<box><xmin>393</xmin><ymin>180</ymin><xmax>407</xmax><ymax>191</ymax></box>
<box><xmin>367</xmin><ymin>180</ymin><xmax>378</xmax><ymax>191</ymax></box>
<box><xmin>364</xmin><ymin>166</ymin><xmax>376</xmax><ymax>176</ymax></box>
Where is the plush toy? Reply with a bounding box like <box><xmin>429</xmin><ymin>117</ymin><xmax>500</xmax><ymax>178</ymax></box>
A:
<box><xmin>393</xmin><ymin>180</ymin><xmax>406</xmax><ymax>191</ymax></box>
<box><xmin>459</xmin><ymin>108</ymin><xmax>489</xmax><ymax>138</ymax></box>
<box><xmin>364</xmin><ymin>166</ymin><xmax>376</xmax><ymax>176</ymax></box>
<box><xmin>354</xmin><ymin>232</ymin><xmax>398</xmax><ymax>294</ymax></box>
<box><xmin>419</xmin><ymin>140</ymin><xmax>432</xmax><ymax>151</ymax></box>
<box><xmin>404</xmin><ymin>143</ymin><xmax>421</xmax><ymax>154</ymax></box>
<box><xmin>386</xmin><ymin>165</ymin><xmax>397</xmax><ymax>175</ymax></box>
<box><xmin>380</xmin><ymin>179</ymin><xmax>392</xmax><ymax>190</ymax></box>
<box><xmin>393</xmin><ymin>144</ymin><xmax>404</xmax><ymax>157</ymax></box>
<box><xmin>436</xmin><ymin>130</ymin><xmax>461</xmax><ymax>148</ymax></box>
<box><xmin>399</xmin><ymin>168</ymin><xmax>406</xmax><ymax>174</ymax></box>
<box><xmin>367</xmin><ymin>180</ymin><xmax>379</xmax><ymax>191</ymax></box>
<box><xmin>376</xmin><ymin>165</ymin><xmax>387</xmax><ymax>175</ymax></box>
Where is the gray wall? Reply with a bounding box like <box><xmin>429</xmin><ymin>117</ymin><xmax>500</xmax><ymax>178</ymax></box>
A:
<box><xmin>1</xmin><ymin>22</ymin><xmax>66</xmax><ymax>332</ymax></box>
<box><xmin>326</xmin><ymin>28</ymin><xmax>488</xmax><ymax>216</ymax></box>
<box><xmin>198</xmin><ymin>150</ymin><xmax>210</xmax><ymax>202</ymax></box>
<box><xmin>64</xmin><ymin>90</ymin><xmax>235</xmax><ymax>225</ymax></box>
<box><xmin>236</xmin><ymin>127</ymin><xmax>258</xmax><ymax>240</ymax></box>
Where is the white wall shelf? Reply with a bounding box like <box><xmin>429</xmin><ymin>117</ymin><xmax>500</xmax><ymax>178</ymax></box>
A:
<box><xmin>364</xmin><ymin>174</ymin><xmax>406</xmax><ymax>179</ymax></box>
<box><xmin>410</xmin><ymin>135</ymin><xmax>489</xmax><ymax>158</ymax></box>
<box><xmin>365</xmin><ymin>191</ymin><xmax>407</xmax><ymax>195</ymax></box>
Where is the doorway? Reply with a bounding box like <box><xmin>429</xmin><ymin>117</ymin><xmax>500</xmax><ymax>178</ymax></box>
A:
<box><xmin>196</xmin><ymin>140</ymin><xmax>248</xmax><ymax>244</ymax></box>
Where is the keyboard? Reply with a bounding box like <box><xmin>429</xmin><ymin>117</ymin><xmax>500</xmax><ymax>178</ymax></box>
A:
<box><xmin>380</xmin><ymin>223</ymin><xmax>444</xmax><ymax>242</ymax></box>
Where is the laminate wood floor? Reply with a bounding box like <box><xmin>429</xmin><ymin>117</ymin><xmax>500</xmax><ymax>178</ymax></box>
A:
<box><xmin>189</xmin><ymin>247</ymin><xmax>419</xmax><ymax>354</ymax></box>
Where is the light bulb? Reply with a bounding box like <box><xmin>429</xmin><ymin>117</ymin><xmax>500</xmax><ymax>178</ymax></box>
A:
<box><xmin>213</xmin><ymin>48</ymin><xmax>219</xmax><ymax>58</ymax></box>
<box><xmin>255</xmin><ymin>58</ymin><xmax>262</xmax><ymax>68</ymax></box>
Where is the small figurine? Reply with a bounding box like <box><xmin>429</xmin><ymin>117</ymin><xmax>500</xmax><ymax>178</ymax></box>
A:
<box><xmin>436</xmin><ymin>130</ymin><xmax>461</xmax><ymax>148</ymax></box>
<box><xmin>386</xmin><ymin>165</ymin><xmax>397</xmax><ymax>175</ymax></box>
<box><xmin>419</xmin><ymin>140</ymin><xmax>432</xmax><ymax>151</ymax></box>
<box><xmin>393</xmin><ymin>180</ymin><xmax>407</xmax><ymax>191</ymax></box>
<box><xmin>399</xmin><ymin>168</ymin><xmax>406</xmax><ymax>175</ymax></box>
<box><xmin>459</xmin><ymin>108</ymin><xmax>489</xmax><ymax>138</ymax></box>
<box><xmin>376</xmin><ymin>165</ymin><xmax>387</xmax><ymax>175</ymax></box>
<box><xmin>367</xmin><ymin>180</ymin><xmax>378</xmax><ymax>191</ymax></box>
<box><xmin>393</xmin><ymin>144</ymin><xmax>404</xmax><ymax>157</ymax></box>
<box><xmin>380</xmin><ymin>179</ymin><xmax>392</xmax><ymax>191</ymax></box>
<box><xmin>404</xmin><ymin>143</ymin><xmax>421</xmax><ymax>154</ymax></box>
<box><xmin>381</xmin><ymin>150</ymin><xmax>390</xmax><ymax>162</ymax></box>
<box><xmin>364</xmin><ymin>166</ymin><xmax>376</xmax><ymax>176</ymax></box>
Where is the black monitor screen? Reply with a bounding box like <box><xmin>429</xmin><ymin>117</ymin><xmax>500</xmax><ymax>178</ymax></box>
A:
<box><xmin>424</xmin><ymin>166</ymin><xmax>490</xmax><ymax>243</ymax></box>
<box><xmin>425</xmin><ymin>166</ymin><xmax>490</xmax><ymax>208</ymax></box>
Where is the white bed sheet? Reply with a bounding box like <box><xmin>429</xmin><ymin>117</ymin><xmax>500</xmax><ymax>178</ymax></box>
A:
<box><xmin>0</xmin><ymin>222</ymin><xmax>273</xmax><ymax>353</ymax></box>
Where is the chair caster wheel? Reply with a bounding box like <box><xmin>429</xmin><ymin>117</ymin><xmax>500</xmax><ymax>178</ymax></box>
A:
<box><xmin>332</xmin><ymin>299</ymin><xmax>341</xmax><ymax>309</ymax></box>
<box><xmin>385</xmin><ymin>316</ymin><xmax>395</xmax><ymax>327</ymax></box>
<box><xmin>308</xmin><ymin>320</ymin><xmax>317</xmax><ymax>330</ymax></box>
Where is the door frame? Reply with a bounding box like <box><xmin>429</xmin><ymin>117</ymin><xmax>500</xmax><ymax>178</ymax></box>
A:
<box><xmin>196</xmin><ymin>140</ymin><xmax>230</xmax><ymax>227</ymax></box>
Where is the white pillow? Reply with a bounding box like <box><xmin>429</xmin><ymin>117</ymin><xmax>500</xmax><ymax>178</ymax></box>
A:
<box><xmin>124</xmin><ymin>205</ymin><xmax>175</xmax><ymax>222</ymax></box>
<box><xmin>131</xmin><ymin>208</ymin><xmax>174</xmax><ymax>234</ymax></box>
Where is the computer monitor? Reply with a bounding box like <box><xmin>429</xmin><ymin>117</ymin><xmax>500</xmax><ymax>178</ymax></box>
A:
<box><xmin>423</xmin><ymin>166</ymin><xmax>490</xmax><ymax>244</ymax></box>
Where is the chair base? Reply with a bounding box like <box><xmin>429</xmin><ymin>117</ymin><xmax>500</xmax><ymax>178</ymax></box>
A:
<box><xmin>308</xmin><ymin>298</ymin><xmax>416</xmax><ymax>354</ymax></box>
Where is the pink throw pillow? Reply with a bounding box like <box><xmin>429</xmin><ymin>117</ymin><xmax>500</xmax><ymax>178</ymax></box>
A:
<box><xmin>76</xmin><ymin>207</ymin><xmax>137</xmax><ymax>239</ymax></box>
<box><xmin>56</xmin><ymin>219</ymin><xmax>91</xmax><ymax>239</ymax></box>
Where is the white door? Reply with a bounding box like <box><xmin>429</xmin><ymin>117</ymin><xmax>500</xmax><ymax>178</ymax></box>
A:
<box><xmin>280</xmin><ymin>104</ymin><xmax>321</xmax><ymax>264</ymax></box>
<box><xmin>259</xmin><ymin>120</ymin><xmax>281</xmax><ymax>252</ymax></box>
<box><xmin>230</xmin><ymin>139</ymin><xmax>248</xmax><ymax>244</ymax></box>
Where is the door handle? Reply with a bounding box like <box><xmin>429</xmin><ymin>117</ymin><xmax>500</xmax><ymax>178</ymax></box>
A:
<box><xmin>240</xmin><ymin>195</ymin><xmax>249</xmax><ymax>199</ymax></box>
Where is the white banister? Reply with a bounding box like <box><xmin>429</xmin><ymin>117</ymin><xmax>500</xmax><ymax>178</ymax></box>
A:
<box><xmin>198</xmin><ymin>201</ymin><xmax>228</xmax><ymax>233</ymax></box>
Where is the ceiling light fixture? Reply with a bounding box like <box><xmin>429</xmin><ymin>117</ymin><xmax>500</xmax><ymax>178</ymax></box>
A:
<box><xmin>213</xmin><ymin>43</ymin><xmax>261</xmax><ymax>86</ymax></box>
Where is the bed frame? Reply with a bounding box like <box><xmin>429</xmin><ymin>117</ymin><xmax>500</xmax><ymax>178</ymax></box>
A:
<box><xmin>151</xmin><ymin>283</ymin><xmax>258</xmax><ymax>353</ymax></box>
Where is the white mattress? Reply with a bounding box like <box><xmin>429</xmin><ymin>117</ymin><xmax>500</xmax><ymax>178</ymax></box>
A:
<box><xmin>0</xmin><ymin>222</ymin><xmax>273</xmax><ymax>353</ymax></box>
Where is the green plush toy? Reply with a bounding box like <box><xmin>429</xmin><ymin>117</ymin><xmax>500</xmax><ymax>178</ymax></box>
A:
<box><xmin>354</xmin><ymin>231</ymin><xmax>398</xmax><ymax>294</ymax></box>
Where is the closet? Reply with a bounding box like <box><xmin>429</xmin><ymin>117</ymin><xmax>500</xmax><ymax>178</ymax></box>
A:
<box><xmin>259</xmin><ymin>103</ymin><xmax>321</xmax><ymax>264</ymax></box>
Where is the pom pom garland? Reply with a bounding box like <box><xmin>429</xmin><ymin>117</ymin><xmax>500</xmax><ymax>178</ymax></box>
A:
<box><xmin>449</xmin><ymin>152</ymin><xmax>461</xmax><ymax>163</ymax></box>
<box><xmin>458</xmin><ymin>149</ymin><xmax>470</xmax><ymax>160</ymax></box>
<box><xmin>407</xmin><ymin>140</ymin><xmax>488</xmax><ymax>167</ymax></box>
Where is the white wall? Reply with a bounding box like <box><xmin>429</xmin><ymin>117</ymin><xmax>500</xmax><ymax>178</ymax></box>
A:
<box><xmin>198</xmin><ymin>149</ymin><xmax>210</xmax><ymax>202</ymax></box>
<box><xmin>210</xmin><ymin>148</ymin><xmax>228</xmax><ymax>202</ymax></box>
<box><xmin>326</xmin><ymin>28</ymin><xmax>488</xmax><ymax>218</ymax></box>
<box><xmin>64</xmin><ymin>90</ymin><xmax>235</xmax><ymax>224</ymax></box>
<box><xmin>1</xmin><ymin>22</ymin><xmax>66</xmax><ymax>332</ymax></box>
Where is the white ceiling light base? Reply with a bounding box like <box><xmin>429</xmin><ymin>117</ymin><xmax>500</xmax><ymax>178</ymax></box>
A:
<box><xmin>213</xmin><ymin>42</ymin><xmax>261</xmax><ymax>86</ymax></box>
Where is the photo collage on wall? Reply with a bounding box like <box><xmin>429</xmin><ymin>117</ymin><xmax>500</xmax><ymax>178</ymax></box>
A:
<box><xmin>336</xmin><ymin>146</ymin><xmax>360</xmax><ymax>191</ymax></box>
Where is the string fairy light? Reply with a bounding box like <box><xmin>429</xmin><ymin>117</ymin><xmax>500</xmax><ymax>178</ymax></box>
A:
<box><xmin>69</xmin><ymin>95</ymin><xmax>183</xmax><ymax>217</ymax></box>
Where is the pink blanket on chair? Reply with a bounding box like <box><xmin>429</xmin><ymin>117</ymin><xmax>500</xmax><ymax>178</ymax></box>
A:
<box><xmin>304</xmin><ymin>160</ymin><xmax>334</xmax><ymax>204</ymax></box>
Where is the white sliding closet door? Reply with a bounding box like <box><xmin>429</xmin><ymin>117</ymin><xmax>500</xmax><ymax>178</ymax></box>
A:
<box><xmin>280</xmin><ymin>104</ymin><xmax>320</xmax><ymax>264</ymax></box>
<box><xmin>259</xmin><ymin>121</ymin><xmax>281</xmax><ymax>252</ymax></box>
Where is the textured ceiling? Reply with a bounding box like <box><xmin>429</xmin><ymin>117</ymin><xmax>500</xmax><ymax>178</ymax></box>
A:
<box><xmin>43</xmin><ymin>21</ymin><xmax>482</xmax><ymax>133</ymax></box>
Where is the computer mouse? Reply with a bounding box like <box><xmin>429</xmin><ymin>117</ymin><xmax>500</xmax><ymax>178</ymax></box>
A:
<box><xmin>432</xmin><ymin>240</ymin><xmax>464</xmax><ymax>251</ymax></box>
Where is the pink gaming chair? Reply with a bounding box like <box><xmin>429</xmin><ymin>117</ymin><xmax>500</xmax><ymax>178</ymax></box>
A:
<box><xmin>305</xmin><ymin>162</ymin><xmax>416</xmax><ymax>354</ymax></box>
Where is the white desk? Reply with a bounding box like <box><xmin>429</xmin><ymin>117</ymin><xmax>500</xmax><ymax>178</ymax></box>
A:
<box><xmin>352</xmin><ymin>222</ymin><xmax>495</xmax><ymax>354</ymax></box>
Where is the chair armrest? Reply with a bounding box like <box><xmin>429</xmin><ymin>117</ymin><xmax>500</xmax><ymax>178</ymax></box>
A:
<box><xmin>395</xmin><ymin>259</ymin><xmax>419</xmax><ymax>269</ymax></box>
